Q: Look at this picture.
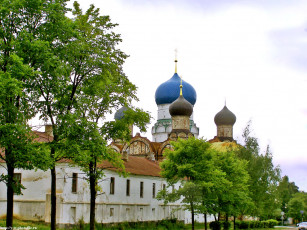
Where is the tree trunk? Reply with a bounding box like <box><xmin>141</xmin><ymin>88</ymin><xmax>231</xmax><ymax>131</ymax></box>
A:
<box><xmin>234</xmin><ymin>216</ymin><xmax>236</xmax><ymax>230</ymax></box>
<box><xmin>191</xmin><ymin>202</ymin><xmax>195</xmax><ymax>230</ymax></box>
<box><xmin>204</xmin><ymin>212</ymin><xmax>207</xmax><ymax>230</ymax></box>
<box><xmin>51</xmin><ymin>165</ymin><xmax>56</xmax><ymax>230</ymax></box>
<box><xmin>226</xmin><ymin>213</ymin><xmax>228</xmax><ymax>222</ymax></box>
<box><xmin>89</xmin><ymin>162</ymin><xmax>97</xmax><ymax>230</ymax></box>
<box><xmin>218</xmin><ymin>212</ymin><xmax>220</xmax><ymax>221</ymax></box>
<box><xmin>50</xmin><ymin>130</ymin><xmax>58</xmax><ymax>230</ymax></box>
<box><xmin>6</xmin><ymin>162</ymin><xmax>14</xmax><ymax>229</ymax></box>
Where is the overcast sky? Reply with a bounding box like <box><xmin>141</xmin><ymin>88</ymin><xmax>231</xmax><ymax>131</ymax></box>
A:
<box><xmin>71</xmin><ymin>0</ymin><xmax>307</xmax><ymax>192</ymax></box>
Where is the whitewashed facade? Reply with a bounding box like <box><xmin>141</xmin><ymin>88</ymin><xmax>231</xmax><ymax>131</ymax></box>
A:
<box><xmin>0</xmin><ymin>162</ymin><xmax>189</xmax><ymax>224</ymax></box>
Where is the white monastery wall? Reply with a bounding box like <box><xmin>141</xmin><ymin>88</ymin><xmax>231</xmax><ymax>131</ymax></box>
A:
<box><xmin>0</xmin><ymin>163</ymin><xmax>186</xmax><ymax>224</ymax></box>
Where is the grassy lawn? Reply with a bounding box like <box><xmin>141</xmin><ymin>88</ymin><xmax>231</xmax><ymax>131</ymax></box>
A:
<box><xmin>0</xmin><ymin>218</ymin><xmax>51</xmax><ymax>230</ymax></box>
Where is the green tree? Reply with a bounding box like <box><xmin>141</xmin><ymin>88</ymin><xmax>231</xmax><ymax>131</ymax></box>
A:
<box><xmin>159</xmin><ymin>138</ymin><xmax>222</xmax><ymax>230</ymax></box>
<box><xmin>277</xmin><ymin>176</ymin><xmax>299</xmax><ymax>215</ymax></box>
<box><xmin>288</xmin><ymin>192</ymin><xmax>307</xmax><ymax>223</ymax></box>
<box><xmin>68</xmin><ymin>4</ymin><xmax>150</xmax><ymax>229</ymax></box>
<box><xmin>0</xmin><ymin>0</ymin><xmax>68</xmax><ymax>228</ymax></box>
<box><xmin>210</xmin><ymin>150</ymin><xmax>251</xmax><ymax>223</ymax></box>
<box><xmin>65</xmin><ymin>110</ymin><xmax>149</xmax><ymax>230</ymax></box>
<box><xmin>33</xmin><ymin>2</ymin><xmax>150</xmax><ymax>229</ymax></box>
<box><xmin>236</xmin><ymin>121</ymin><xmax>280</xmax><ymax>219</ymax></box>
<box><xmin>16</xmin><ymin>1</ymin><xmax>76</xmax><ymax>229</ymax></box>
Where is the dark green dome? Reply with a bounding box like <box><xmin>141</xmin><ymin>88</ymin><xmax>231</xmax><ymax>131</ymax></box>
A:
<box><xmin>214</xmin><ymin>105</ymin><xmax>236</xmax><ymax>126</ymax></box>
<box><xmin>169</xmin><ymin>95</ymin><xmax>193</xmax><ymax>117</ymax></box>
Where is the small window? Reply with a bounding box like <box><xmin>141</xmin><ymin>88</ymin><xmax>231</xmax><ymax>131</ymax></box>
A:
<box><xmin>110</xmin><ymin>208</ymin><xmax>114</xmax><ymax>217</ymax></box>
<box><xmin>126</xmin><ymin>179</ymin><xmax>130</xmax><ymax>196</ymax></box>
<box><xmin>163</xmin><ymin>183</ymin><xmax>166</xmax><ymax>190</ymax></box>
<box><xmin>72</xmin><ymin>173</ymin><xmax>78</xmax><ymax>193</ymax></box>
<box><xmin>110</xmin><ymin>177</ymin><xmax>115</xmax><ymax>195</ymax></box>
<box><xmin>13</xmin><ymin>173</ymin><xmax>21</xmax><ymax>195</ymax></box>
<box><xmin>152</xmin><ymin>183</ymin><xmax>156</xmax><ymax>198</ymax></box>
<box><xmin>140</xmin><ymin>181</ymin><xmax>144</xmax><ymax>198</ymax></box>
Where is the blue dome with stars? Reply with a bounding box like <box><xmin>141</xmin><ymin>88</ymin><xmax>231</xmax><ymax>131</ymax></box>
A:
<box><xmin>155</xmin><ymin>73</ymin><xmax>197</xmax><ymax>105</ymax></box>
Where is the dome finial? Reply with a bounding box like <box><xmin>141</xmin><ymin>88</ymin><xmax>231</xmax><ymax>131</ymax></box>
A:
<box><xmin>174</xmin><ymin>48</ymin><xmax>178</xmax><ymax>73</ymax></box>
<box><xmin>180</xmin><ymin>75</ymin><xmax>183</xmax><ymax>96</ymax></box>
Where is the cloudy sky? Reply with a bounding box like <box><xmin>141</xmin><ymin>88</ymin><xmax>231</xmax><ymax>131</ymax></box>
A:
<box><xmin>72</xmin><ymin>0</ymin><xmax>307</xmax><ymax>191</ymax></box>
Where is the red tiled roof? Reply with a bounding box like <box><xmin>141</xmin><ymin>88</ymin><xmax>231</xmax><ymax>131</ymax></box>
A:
<box><xmin>100</xmin><ymin>156</ymin><xmax>161</xmax><ymax>177</ymax></box>
<box><xmin>58</xmin><ymin>156</ymin><xmax>162</xmax><ymax>177</ymax></box>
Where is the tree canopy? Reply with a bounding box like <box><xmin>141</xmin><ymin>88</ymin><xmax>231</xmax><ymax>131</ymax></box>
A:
<box><xmin>0</xmin><ymin>0</ymin><xmax>71</xmax><ymax>228</ymax></box>
<box><xmin>159</xmin><ymin>137</ymin><xmax>250</xmax><ymax>230</ymax></box>
<box><xmin>236</xmin><ymin>121</ymin><xmax>281</xmax><ymax>219</ymax></box>
<box><xmin>0</xmin><ymin>1</ymin><xmax>150</xmax><ymax>229</ymax></box>
<box><xmin>288</xmin><ymin>192</ymin><xmax>307</xmax><ymax>223</ymax></box>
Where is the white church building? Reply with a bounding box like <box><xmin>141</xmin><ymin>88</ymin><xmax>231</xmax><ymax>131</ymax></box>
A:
<box><xmin>0</xmin><ymin>61</ymin><xmax>237</xmax><ymax>225</ymax></box>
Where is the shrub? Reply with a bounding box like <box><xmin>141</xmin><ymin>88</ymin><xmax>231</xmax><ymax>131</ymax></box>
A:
<box><xmin>249</xmin><ymin>221</ymin><xmax>255</xmax><ymax>229</ymax></box>
<box><xmin>77</xmin><ymin>217</ymin><xmax>85</xmax><ymax>230</ymax></box>
<box><xmin>263</xmin><ymin>219</ymin><xmax>279</xmax><ymax>228</ymax></box>
<box><xmin>235</xmin><ymin>221</ymin><xmax>249</xmax><ymax>229</ymax></box>
<box><xmin>254</xmin><ymin>221</ymin><xmax>263</xmax><ymax>228</ymax></box>
<box><xmin>210</xmin><ymin>221</ymin><xmax>222</xmax><ymax>230</ymax></box>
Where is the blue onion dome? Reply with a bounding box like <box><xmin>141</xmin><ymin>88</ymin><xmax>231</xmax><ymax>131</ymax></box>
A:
<box><xmin>155</xmin><ymin>73</ymin><xmax>197</xmax><ymax>105</ymax></box>
<box><xmin>169</xmin><ymin>95</ymin><xmax>193</xmax><ymax>117</ymax></box>
<box><xmin>214</xmin><ymin>105</ymin><xmax>236</xmax><ymax>126</ymax></box>
<box><xmin>114</xmin><ymin>106</ymin><xmax>128</xmax><ymax>120</ymax></box>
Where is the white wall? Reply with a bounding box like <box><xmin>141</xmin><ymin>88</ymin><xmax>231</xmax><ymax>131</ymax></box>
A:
<box><xmin>0</xmin><ymin>163</ymin><xmax>187</xmax><ymax>224</ymax></box>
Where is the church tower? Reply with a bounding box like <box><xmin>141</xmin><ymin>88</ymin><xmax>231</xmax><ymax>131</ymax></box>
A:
<box><xmin>214</xmin><ymin>105</ymin><xmax>236</xmax><ymax>141</ymax></box>
<box><xmin>168</xmin><ymin>79</ymin><xmax>194</xmax><ymax>141</ymax></box>
<box><xmin>151</xmin><ymin>58</ymin><xmax>199</xmax><ymax>142</ymax></box>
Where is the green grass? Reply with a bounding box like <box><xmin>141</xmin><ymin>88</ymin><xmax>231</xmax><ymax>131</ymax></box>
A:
<box><xmin>0</xmin><ymin>218</ymin><xmax>51</xmax><ymax>230</ymax></box>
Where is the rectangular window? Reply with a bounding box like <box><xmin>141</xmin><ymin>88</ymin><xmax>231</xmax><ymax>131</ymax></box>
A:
<box><xmin>110</xmin><ymin>208</ymin><xmax>114</xmax><ymax>217</ymax></box>
<box><xmin>13</xmin><ymin>173</ymin><xmax>21</xmax><ymax>195</ymax></box>
<box><xmin>163</xmin><ymin>183</ymin><xmax>166</xmax><ymax>190</ymax></box>
<box><xmin>140</xmin><ymin>181</ymin><xmax>144</xmax><ymax>198</ymax></box>
<box><xmin>110</xmin><ymin>177</ymin><xmax>115</xmax><ymax>195</ymax></box>
<box><xmin>126</xmin><ymin>179</ymin><xmax>130</xmax><ymax>196</ymax></box>
<box><xmin>72</xmin><ymin>173</ymin><xmax>78</xmax><ymax>193</ymax></box>
<box><xmin>152</xmin><ymin>183</ymin><xmax>156</xmax><ymax>198</ymax></box>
